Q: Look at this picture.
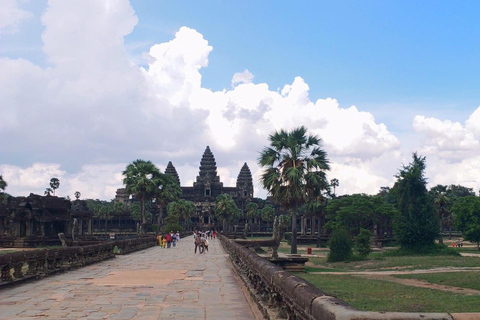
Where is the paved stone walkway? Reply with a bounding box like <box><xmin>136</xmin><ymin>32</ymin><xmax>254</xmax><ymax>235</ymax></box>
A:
<box><xmin>0</xmin><ymin>236</ymin><xmax>258</xmax><ymax>320</ymax></box>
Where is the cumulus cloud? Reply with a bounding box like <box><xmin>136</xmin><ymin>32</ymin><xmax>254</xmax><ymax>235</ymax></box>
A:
<box><xmin>231</xmin><ymin>70</ymin><xmax>254</xmax><ymax>87</ymax></box>
<box><xmin>0</xmin><ymin>0</ymin><xmax>32</xmax><ymax>36</ymax></box>
<box><xmin>410</xmin><ymin>107</ymin><xmax>480</xmax><ymax>194</ymax></box>
<box><xmin>413</xmin><ymin>109</ymin><xmax>480</xmax><ymax>161</ymax></box>
<box><xmin>7</xmin><ymin>0</ymin><xmax>472</xmax><ymax>200</ymax></box>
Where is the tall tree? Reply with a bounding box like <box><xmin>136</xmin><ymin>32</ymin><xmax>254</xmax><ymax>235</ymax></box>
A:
<box><xmin>50</xmin><ymin>178</ymin><xmax>60</xmax><ymax>196</ymax></box>
<box><xmin>301</xmin><ymin>196</ymin><xmax>328</xmax><ymax>246</ymax></box>
<box><xmin>258</xmin><ymin>126</ymin><xmax>330</xmax><ymax>254</ymax></box>
<box><xmin>0</xmin><ymin>175</ymin><xmax>7</xmax><ymax>204</ymax></box>
<box><xmin>0</xmin><ymin>175</ymin><xmax>7</xmax><ymax>192</ymax></box>
<box><xmin>167</xmin><ymin>199</ymin><xmax>196</xmax><ymax>230</ymax></box>
<box><xmin>113</xmin><ymin>201</ymin><xmax>127</xmax><ymax>228</ymax></box>
<box><xmin>245</xmin><ymin>202</ymin><xmax>258</xmax><ymax>223</ymax></box>
<box><xmin>453</xmin><ymin>196</ymin><xmax>480</xmax><ymax>250</ymax></box>
<box><xmin>44</xmin><ymin>188</ymin><xmax>53</xmax><ymax>196</ymax></box>
<box><xmin>330</xmin><ymin>178</ymin><xmax>339</xmax><ymax>197</ymax></box>
<box><xmin>326</xmin><ymin>194</ymin><xmax>396</xmax><ymax>237</ymax></box>
<box><xmin>391</xmin><ymin>153</ymin><xmax>439</xmax><ymax>251</ymax></box>
<box><xmin>214</xmin><ymin>193</ymin><xmax>239</xmax><ymax>232</ymax></box>
<box><xmin>122</xmin><ymin>159</ymin><xmax>161</xmax><ymax>228</ymax></box>
<box><xmin>261</xmin><ymin>204</ymin><xmax>275</xmax><ymax>223</ymax></box>
<box><xmin>433</xmin><ymin>193</ymin><xmax>451</xmax><ymax>243</ymax></box>
<box><xmin>245</xmin><ymin>202</ymin><xmax>259</xmax><ymax>236</ymax></box>
<box><xmin>154</xmin><ymin>174</ymin><xmax>182</xmax><ymax>230</ymax></box>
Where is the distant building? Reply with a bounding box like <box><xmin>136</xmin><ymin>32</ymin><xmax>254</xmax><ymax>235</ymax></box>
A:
<box><xmin>114</xmin><ymin>146</ymin><xmax>263</xmax><ymax>229</ymax></box>
<box><xmin>165</xmin><ymin>146</ymin><xmax>255</xmax><ymax>225</ymax></box>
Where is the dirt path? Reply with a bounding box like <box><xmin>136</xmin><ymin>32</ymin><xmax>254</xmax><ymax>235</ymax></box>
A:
<box><xmin>357</xmin><ymin>274</ymin><xmax>480</xmax><ymax>296</ymax></box>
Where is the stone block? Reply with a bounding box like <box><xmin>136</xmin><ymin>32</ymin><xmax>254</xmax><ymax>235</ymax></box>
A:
<box><xmin>292</xmin><ymin>283</ymin><xmax>324</xmax><ymax>317</ymax></box>
<box><xmin>271</xmin><ymin>270</ymin><xmax>291</xmax><ymax>289</ymax></box>
<box><xmin>279</xmin><ymin>274</ymin><xmax>310</xmax><ymax>302</ymax></box>
<box><xmin>260</xmin><ymin>263</ymin><xmax>282</xmax><ymax>285</ymax></box>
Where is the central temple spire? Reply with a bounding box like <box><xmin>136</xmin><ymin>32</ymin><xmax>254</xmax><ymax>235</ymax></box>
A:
<box><xmin>194</xmin><ymin>146</ymin><xmax>222</xmax><ymax>187</ymax></box>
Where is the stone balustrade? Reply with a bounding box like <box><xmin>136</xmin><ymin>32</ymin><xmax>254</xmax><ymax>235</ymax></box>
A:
<box><xmin>219</xmin><ymin>234</ymin><xmax>454</xmax><ymax>320</ymax></box>
<box><xmin>0</xmin><ymin>236</ymin><xmax>157</xmax><ymax>286</ymax></box>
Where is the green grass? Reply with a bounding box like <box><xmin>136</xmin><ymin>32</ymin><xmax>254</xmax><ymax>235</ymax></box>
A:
<box><xmin>0</xmin><ymin>250</ymin><xmax>18</xmax><ymax>255</ymax></box>
<box><xmin>455</xmin><ymin>247</ymin><xmax>480</xmax><ymax>253</ymax></box>
<box><xmin>297</xmin><ymin>273</ymin><xmax>480</xmax><ymax>312</ymax></box>
<box><xmin>395</xmin><ymin>272</ymin><xmax>480</xmax><ymax>291</ymax></box>
<box><xmin>304</xmin><ymin>266</ymin><xmax>347</xmax><ymax>273</ymax></box>
<box><xmin>308</xmin><ymin>254</ymin><xmax>480</xmax><ymax>271</ymax></box>
<box><xmin>276</xmin><ymin>246</ymin><xmax>307</xmax><ymax>254</ymax></box>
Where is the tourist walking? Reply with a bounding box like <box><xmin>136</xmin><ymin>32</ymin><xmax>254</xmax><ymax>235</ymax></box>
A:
<box><xmin>194</xmin><ymin>231</ymin><xmax>201</xmax><ymax>254</ymax></box>
<box><xmin>162</xmin><ymin>234</ymin><xmax>167</xmax><ymax>248</ymax></box>
<box><xmin>166</xmin><ymin>232</ymin><xmax>172</xmax><ymax>248</ymax></box>
<box><xmin>172</xmin><ymin>231</ymin><xmax>177</xmax><ymax>248</ymax></box>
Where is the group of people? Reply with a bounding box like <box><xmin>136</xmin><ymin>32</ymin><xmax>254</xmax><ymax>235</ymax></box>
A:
<box><xmin>193</xmin><ymin>230</ymin><xmax>217</xmax><ymax>254</ymax></box>
<box><xmin>158</xmin><ymin>231</ymin><xmax>180</xmax><ymax>248</ymax></box>
<box><xmin>452</xmin><ymin>240</ymin><xmax>463</xmax><ymax>247</ymax></box>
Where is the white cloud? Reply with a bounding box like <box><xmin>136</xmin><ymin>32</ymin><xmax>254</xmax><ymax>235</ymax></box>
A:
<box><xmin>427</xmin><ymin>156</ymin><xmax>480</xmax><ymax>195</ymax></box>
<box><xmin>465</xmin><ymin>106</ymin><xmax>480</xmax><ymax>137</ymax></box>
<box><xmin>411</xmin><ymin>107</ymin><xmax>480</xmax><ymax>195</ymax></box>
<box><xmin>231</xmin><ymin>69</ymin><xmax>254</xmax><ymax>87</ymax></box>
<box><xmin>1</xmin><ymin>163</ymin><xmax>126</xmax><ymax>200</ymax></box>
<box><xmin>413</xmin><ymin>110</ymin><xmax>480</xmax><ymax>161</ymax></box>
<box><xmin>1</xmin><ymin>163</ymin><xmax>65</xmax><ymax>196</ymax></box>
<box><xmin>144</xmin><ymin>26</ymin><xmax>212</xmax><ymax>107</ymax></box>
<box><xmin>3</xmin><ymin>0</ymin><xmax>476</xmax><ymax>201</ymax></box>
<box><xmin>0</xmin><ymin>0</ymin><xmax>32</xmax><ymax>36</ymax></box>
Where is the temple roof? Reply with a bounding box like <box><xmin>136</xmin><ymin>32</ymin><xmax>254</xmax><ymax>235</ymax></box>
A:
<box><xmin>194</xmin><ymin>146</ymin><xmax>222</xmax><ymax>186</ymax></box>
<box><xmin>165</xmin><ymin>161</ymin><xmax>181</xmax><ymax>185</ymax></box>
<box><xmin>236</xmin><ymin>162</ymin><xmax>253</xmax><ymax>188</ymax></box>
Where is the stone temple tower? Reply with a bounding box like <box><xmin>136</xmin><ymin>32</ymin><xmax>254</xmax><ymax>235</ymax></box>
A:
<box><xmin>164</xmin><ymin>161</ymin><xmax>181</xmax><ymax>186</ymax></box>
<box><xmin>193</xmin><ymin>146</ymin><xmax>223</xmax><ymax>197</ymax></box>
<box><xmin>236</xmin><ymin>162</ymin><xmax>254</xmax><ymax>199</ymax></box>
<box><xmin>148</xmin><ymin>146</ymin><xmax>258</xmax><ymax>225</ymax></box>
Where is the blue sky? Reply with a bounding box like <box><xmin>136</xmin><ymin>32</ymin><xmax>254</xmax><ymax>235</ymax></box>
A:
<box><xmin>126</xmin><ymin>1</ymin><xmax>480</xmax><ymax>112</ymax></box>
<box><xmin>1</xmin><ymin>0</ymin><xmax>479</xmax><ymax>199</ymax></box>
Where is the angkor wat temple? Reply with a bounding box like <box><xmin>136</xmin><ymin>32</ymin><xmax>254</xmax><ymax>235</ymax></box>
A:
<box><xmin>0</xmin><ymin>146</ymin><xmax>266</xmax><ymax>247</ymax></box>
<box><xmin>116</xmin><ymin>146</ymin><xmax>259</xmax><ymax>226</ymax></box>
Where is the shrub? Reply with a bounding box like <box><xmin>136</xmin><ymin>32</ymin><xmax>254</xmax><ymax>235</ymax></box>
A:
<box><xmin>355</xmin><ymin>228</ymin><xmax>372</xmax><ymax>258</ymax></box>
<box><xmin>328</xmin><ymin>228</ymin><xmax>353</xmax><ymax>262</ymax></box>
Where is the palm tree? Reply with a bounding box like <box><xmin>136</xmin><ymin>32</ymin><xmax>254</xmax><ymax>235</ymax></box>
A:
<box><xmin>258</xmin><ymin>126</ymin><xmax>330</xmax><ymax>254</ymax></box>
<box><xmin>45</xmin><ymin>188</ymin><xmax>53</xmax><ymax>196</ymax></box>
<box><xmin>245</xmin><ymin>202</ymin><xmax>258</xmax><ymax>224</ymax></box>
<box><xmin>434</xmin><ymin>193</ymin><xmax>451</xmax><ymax>244</ymax></box>
<box><xmin>114</xmin><ymin>201</ymin><xmax>127</xmax><ymax>229</ymax></box>
<box><xmin>74</xmin><ymin>191</ymin><xmax>81</xmax><ymax>200</ymax></box>
<box><xmin>330</xmin><ymin>178</ymin><xmax>339</xmax><ymax>197</ymax></box>
<box><xmin>301</xmin><ymin>197</ymin><xmax>328</xmax><ymax>246</ymax></box>
<box><xmin>214</xmin><ymin>194</ymin><xmax>239</xmax><ymax>232</ymax></box>
<box><xmin>245</xmin><ymin>202</ymin><xmax>258</xmax><ymax>236</ymax></box>
<box><xmin>167</xmin><ymin>199</ymin><xmax>196</xmax><ymax>230</ymax></box>
<box><xmin>154</xmin><ymin>174</ymin><xmax>182</xmax><ymax>230</ymax></box>
<box><xmin>50</xmin><ymin>178</ymin><xmax>60</xmax><ymax>196</ymax></box>
<box><xmin>0</xmin><ymin>175</ymin><xmax>7</xmax><ymax>204</ymax></box>
<box><xmin>122</xmin><ymin>159</ymin><xmax>161</xmax><ymax>229</ymax></box>
<box><xmin>98</xmin><ymin>205</ymin><xmax>111</xmax><ymax>235</ymax></box>
<box><xmin>260</xmin><ymin>204</ymin><xmax>275</xmax><ymax>231</ymax></box>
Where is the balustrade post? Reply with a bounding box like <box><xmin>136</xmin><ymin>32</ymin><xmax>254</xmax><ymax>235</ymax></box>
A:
<box><xmin>1</xmin><ymin>265</ymin><xmax>13</xmax><ymax>281</ymax></box>
<box><xmin>13</xmin><ymin>262</ymin><xmax>24</xmax><ymax>278</ymax></box>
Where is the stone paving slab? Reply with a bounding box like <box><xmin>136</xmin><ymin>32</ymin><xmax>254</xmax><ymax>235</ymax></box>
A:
<box><xmin>0</xmin><ymin>236</ymin><xmax>259</xmax><ymax>320</ymax></box>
